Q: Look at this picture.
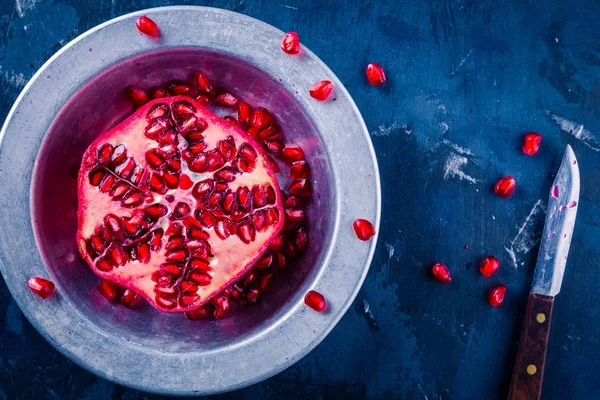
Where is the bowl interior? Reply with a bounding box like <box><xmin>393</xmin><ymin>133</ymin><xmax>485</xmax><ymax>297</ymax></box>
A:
<box><xmin>31</xmin><ymin>48</ymin><xmax>335</xmax><ymax>352</ymax></box>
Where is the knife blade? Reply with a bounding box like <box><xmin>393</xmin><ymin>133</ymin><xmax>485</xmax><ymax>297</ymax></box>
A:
<box><xmin>531</xmin><ymin>144</ymin><xmax>580</xmax><ymax>297</ymax></box>
<box><xmin>508</xmin><ymin>145</ymin><xmax>580</xmax><ymax>400</ymax></box>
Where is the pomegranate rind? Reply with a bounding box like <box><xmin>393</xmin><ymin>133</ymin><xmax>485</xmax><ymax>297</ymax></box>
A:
<box><xmin>77</xmin><ymin>96</ymin><xmax>285</xmax><ymax>312</ymax></box>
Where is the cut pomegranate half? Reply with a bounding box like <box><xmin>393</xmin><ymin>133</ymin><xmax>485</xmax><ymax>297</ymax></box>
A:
<box><xmin>77</xmin><ymin>96</ymin><xmax>285</xmax><ymax>313</ymax></box>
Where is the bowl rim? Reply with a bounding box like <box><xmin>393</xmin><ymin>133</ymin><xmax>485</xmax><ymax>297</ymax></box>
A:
<box><xmin>0</xmin><ymin>5</ymin><xmax>381</xmax><ymax>395</ymax></box>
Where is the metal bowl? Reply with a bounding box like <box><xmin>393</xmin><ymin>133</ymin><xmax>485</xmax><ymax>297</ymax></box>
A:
<box><xmin>0</xmin><ymin>6</ymin><xmax>380</xmax><ymax>396</ymax></box>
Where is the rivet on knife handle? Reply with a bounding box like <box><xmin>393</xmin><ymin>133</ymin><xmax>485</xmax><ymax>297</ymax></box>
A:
<box><xmin>507</xmin><ymin>293</ymin><xmax>554</xmax><ymax>400</ymax></box>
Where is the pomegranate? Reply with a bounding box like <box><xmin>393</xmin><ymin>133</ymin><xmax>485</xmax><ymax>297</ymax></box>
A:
<box><xmin>136</xmin><ymin>16</ymin><xmax>159</xmax><ymax>37</ymax></box>
<box><xmin>77</xmin><ymin>96</ymin><xmax>285</xmax><ymax>313</ymax></box>
<box><xmin>309</xmin><ymin>80</ymin><xmax>333</xmax><ymax>101</ymax></box>
<box><xmin>432</xmin><ymin>263</ymin><xmax>452</xmax><ymax>284</ymax></box>
<box><xmin>479</xmin><ymin>256</ymin><xmax>500</xmax><ymax>277</ymax></box>
<box><xmin>353</xmin><ymin>219</ymin><xmax>375</xmax><ymax>241</ymax></box>
<box><xmin>304</xmin><ymin>290</ymin><xmax>327</xmax><ymax>312</ymax></box>
<box><xmin>365</xmin><ymin>62</ymin><xmax>386</xmax><ymax>86</ymax></box>
<box><xmin>28</xmin><ymin>277</ymin><xmax>55</xmax><ymax>299</ymax></box>
<box><xmin>522</xmin><ymin>132</ymin><xmax>542</xmax><ymax>156</ymax></box>
<box><xmin>281</xmin><ymin>32</ymin><xmax>300</xmax><ymax>54</ymax></box>
<box><xmin>489</xmin><ymin>285</ymin><xmax>507</xmax><ymax>307</ymax></box>
<box><xmin>494</xmin><ymin>176</ymin><xmax>516</xmax><ymax>198</ymax></box>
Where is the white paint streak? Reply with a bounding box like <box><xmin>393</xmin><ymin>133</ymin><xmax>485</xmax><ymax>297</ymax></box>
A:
<box><xmin>442</xmin><ymin>139</ymin><xmax>473</xmax><ymax>155</ymax></box>
<box><xmin>439</xmin><ymin>122</ymin><xmax>449</xmax><ymax>133</ymax></box>
<box><xmin>281</xmin><ymin>4</ymin><xmax>298</xmax><ymax>9</ymax></box>
<box><xmin>370</xmin><ymin>122</ymin><xmax>411</xmax><ymax>136</ymax></box>
<box><xmin>384</xmin><ymin>241</ymin><xmax>395</xmax><ymax>260</ymax></box>
<box><xmin>15</xmin><ymin>0</ymin><xmax>39</xmax><ymax>17</ymax></box>
<box><xmin>443</xmin><ymin>154</ymin><xmax>478</xmax><ymax>184</ymax></box>
<box><xmin>547</xmin><ymin>111</ymin><xmax>600</xmax><ymax>151</ymax></box>
<box><xmin>504</xmin><ymin>199</ymin><xmax>546</xmax><ymax>268</ymax></box>
<box><xmin>450</xmin><ymin>49</ymin><xmax>473</xmax><ymax>76</ymax></box>
<box><xmin>2</xmin><ymin>69</ymin><xmax>26</xmax><ymax>89</ymax></box>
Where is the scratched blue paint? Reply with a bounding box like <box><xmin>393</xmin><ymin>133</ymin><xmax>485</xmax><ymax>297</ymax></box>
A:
<box><xmin>1</xmin><ymin>0</ymin><xmax>600</xmax><ymax>399</ymax></box>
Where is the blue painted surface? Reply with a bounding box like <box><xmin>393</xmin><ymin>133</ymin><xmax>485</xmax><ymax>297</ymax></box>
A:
<box><xmin>1</xmin><ymin>0</ymin><xmax>600</xmax><ymax>398</ymax></box>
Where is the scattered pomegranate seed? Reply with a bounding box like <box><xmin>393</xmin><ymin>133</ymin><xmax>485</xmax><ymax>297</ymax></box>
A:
<box><xmin>353</xmin><ymin>219</ymin><xmax>375</xmax><ymax>241</ymax></box>
<box><xmin>135</xmin><ymin>16</ymin><xmax>159</xmax><ymax>37</ymax></box>
<box><xmin>194</xmin><ymin>72</ymin><xmax>212</xmax><ymax>94</ymax></box>
<box><xmin>489</xmin><ymin>285</ymin><xmax>507</xmax><ymax>307</ymax></box>
<box><xmin>479</xmin><ymin>256</ymin><xmax>500</xmax><ymax>277</ymax></box>
<box><xmin>97</xmin><ymin>279</ymin><xmax>118</xmax><ymax>302</ymax></box>
<box><xmin>150</xmin><ymin>88</ymin><xmax>167</xmax><ymax>99</ymax></box>
<box><xmin>432</xmin><ymin>263</ymin><xmax>452</xmax><ymax>284</ymax></box>
<box><xmin>494</xmin><ymin>176</ymin><xmax>516</xmax><ymax>198</ymax></box>
<box><xmin>281</xmin><ymin>145</ymin><xmax>305</xmax><ymax>162</ymax></box>
<box><xmin>365</xmin><ymin>62</ymin><xmax>386</xmax><ymax>86</ymax></box>
<box><xmin>281</xmin><ymin>32</ymin><xmax>300</xmax><ymax>54</ymax></box>
<box><xmin>124</xmin><ymin>87</ymin><xmax>148</xmax><ymax>106</ymax></box>
<box><xmin>522</xmin><ymin>132</ymin><xmax>542</xmax><ymax>156</ymax></box>
<box><xmin>304</xmin><ymin>290</ymin><xmax>327</xmax><ymax>312</ymax></box>
<box><xmin>309</xmin><ymin>80</ymin><xmax>334</xmax><ymax>101</ymax></box>
<box><xmin>121</xmin><ymin>289</ymin><xmax>143</xmax><ymax>308</ymax></box>
<box><xmin>28</xmin><ymin>277</ymin><xmax>55</xmax><ymax>299</ymax></box>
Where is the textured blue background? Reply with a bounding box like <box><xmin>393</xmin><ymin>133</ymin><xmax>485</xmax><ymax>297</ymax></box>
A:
<box><xmin>1</xmin><ymin>0</ymin><xmax>600</xmax><ymax>399</ymax></box>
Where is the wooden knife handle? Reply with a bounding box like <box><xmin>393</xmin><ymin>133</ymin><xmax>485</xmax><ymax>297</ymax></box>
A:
<box><xmin>507</xmin><ymin>293</ymin><xmax>554</xmax><ymax>400</ymax></box>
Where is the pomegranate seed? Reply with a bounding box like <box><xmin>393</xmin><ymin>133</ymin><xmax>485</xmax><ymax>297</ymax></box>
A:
<box><xmin>136</xmin><ymin>16</ymin><xmax>159</xmax><ymax>37</ymax></box>
<box><xmin>185</xmin><ymin>305</ymin><xmax>212</xmax><ymax>320</ymax></box>
<box><xmin>265</xmin><ymin>139</ymin><xmax>283</xmax><ymax>154</ymax></box>
<box><xmin>168</xmin><ymin>83</ymin><xmax>192</xmax><ymax>96</ymax></box>
<box><xmin>281</xmin><ymin>145</ymin><xmax>305</xmax><ymax>162</ymax></box>
<box><xmin>195</xmin><ymin>94</ymin><xmax>211</xmax><ymax>105</ymax></box>
<box><xmin>479</xmin><ymin>256</ymin><xmax>500</xmax><ymax>277</ymax></box>
<box><xmin>489</xmin><ymin>285</ymin><xmax>507</xmax><ymax>307</ymax></box>
<box><xmin>289</xmin><ymin>179</ymin><xmax>311</xmax><ymax>197</ymax></box>
<box><xmin>27</xmin><ymin>277</ymin><xmax>55</xmax><ymax>299</ymax></box>
<box><xmin>309</xmin><ymin>80</ymin><xmax>333</xmax><ymax>101</ymax></box>
<box><xmin>151</xmin><ymin>88</ymin><xmax>167</xmax><ymax>99</ymax></box>
<box><xmin>365</xmin><ymin>62</ymin><xmax>386</xmax><ymax>86</ymax></box>
<box><xmin>124</xmin><ymin>87</ymin><xmax>148</xmax><ymax>106</ymax></box>
<box><xmin>295</xmin><ymin>227</ymin><xmax>308</xmax><ymax>251</ymax></box>
<box><xmin>237</xmin><ymin>101</ymin><xmax>252</xmax><ymax>125</ymax></box>
<box><xmin>494</xmin><ymin>176</ymin><xmax>516</xmax><ymax>198</ymax></box>
<box><xmin>194</xmin><ymin>72</ymin><xmax>213</xmax><ymax>94</ymax></box>
<box><xmin>281</xmin><ymin>32</ymin><xmax>300</xmax><ymax>54</ymax></box>
<box><xmin>522</xmin><ymin>132</ymin><xmax>542</xmax><ymax>156</ymax></box>
<box><xmin>121</xmin><ymin>289</ymin><xmax>143</xmax><ymax>308</ymax></box>
<box><xmin>304</xmin><ymin>290</ymin><xmax>327</xmax><ymax>312</ymax></box>
<box><xmin>290</xmin><ymin>160</ymin><xmax>309</xmax><ymax>179</ymax></box>
<box><xmin>179</xmin><ymin>174</ymin><xmax>193</xmax><ymax>190</ymax></box>
<box><xmin>250</xmin><ymin>107</ymin><xmax>273</xmax><ymax>130</ymax></box>
<box><xmin>214</xmin><ymin>92</ymin><xmax>238</xmax><ymax>108</ymax></box>
<box><xmin>97</xmin><ymin>279</ymin><xmax>118</xmax><ymax>302</ymax></box>
<box><xmin>353</xmin><ymin>219</ymin><xmax>375</xmax><ymax>241</ymax></box>
<box><xmin>432</xmin><ymin>263</ymin><xmax>452</xmax><ymax>284</ymax></box>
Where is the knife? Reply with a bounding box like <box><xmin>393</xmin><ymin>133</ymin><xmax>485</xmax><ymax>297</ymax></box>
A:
<box><xmin>507</xmin><ymin>145</ymin><xmax>580</xmax><ymax>400</ymax></box>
